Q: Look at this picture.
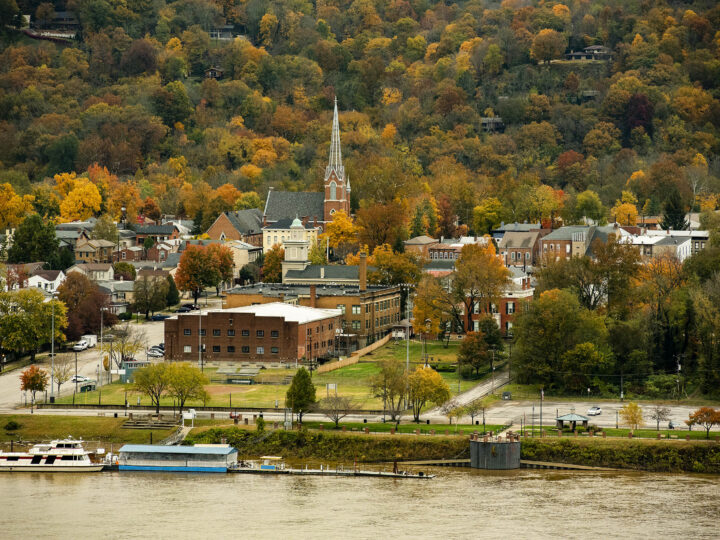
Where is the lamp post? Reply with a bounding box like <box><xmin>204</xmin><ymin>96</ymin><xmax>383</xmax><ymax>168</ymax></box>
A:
<box><xmin>198</xmin><ymin>295</ymin><xmax>203</xmax><ymax>372</ymax></box>
<box><xmin>50</xmin><ymin>292</ymin><xmax>56</xmax><ymax>400</ymax></box>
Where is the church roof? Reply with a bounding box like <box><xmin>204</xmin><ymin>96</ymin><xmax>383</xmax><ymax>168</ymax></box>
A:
<box><xmin>325</xmin><ymin>97</ymin><xmax>345</xmax><ymax>182</ymax></box>
<box><xmin>264</xmin><ymin>191</ymin><xmax>325</xmax><ymax>223</ymax></box>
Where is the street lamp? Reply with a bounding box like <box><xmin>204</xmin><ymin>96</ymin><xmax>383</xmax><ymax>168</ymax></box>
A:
<box><xmin>50</xmin><ymin>291</ymin><xmax>57</xmax><ymax>401</ymax></box>
<box><xmin>198</xmin><ymin>298</ymin><xmax>203</xmax><ymax>372</ymax></box>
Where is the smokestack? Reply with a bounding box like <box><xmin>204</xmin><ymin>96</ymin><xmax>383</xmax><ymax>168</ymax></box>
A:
<box><xmin>359</xmin><ymin>252</ymin><xmax>367</xmax><ymax>292</ymax></box>
<box><xmin>310</xmin><ymin>285</ymin><xmax>316</xmax><ymax>308</ymax></box>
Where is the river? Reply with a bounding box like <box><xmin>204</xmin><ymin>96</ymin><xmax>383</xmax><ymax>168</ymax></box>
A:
<box><xmin>2</xmin><ymin>468</ymin><xmax>718</xmax><ymax>539</ymax></box>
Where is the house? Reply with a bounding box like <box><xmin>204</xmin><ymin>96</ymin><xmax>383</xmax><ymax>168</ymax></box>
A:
<box><xmin>66</xmin><ymin>263</ymin><xmax>115</xmax><ymax>282</ymax></box>
<box><xmin>404</xmin><ymin>235</ymin><xmax>438</xmax><ymax>256</ymax></box>
<box><xmin>491</xmin><ymin>222</ymin><xmax>542</xmax><ymax>243</ymax></box>
<box><xmin>164</xmin><ymin>303</ymin><xmax>342</xmax><ymax>365</ymax></box>
<box><xmin>226</xmin><ymin>240</ymin><xmax>262</xmax><ymax>279</ymax></box>
<box><xmin>263</xmin><ymin>217</ymin><xmax>320</xmax><ymax>254</ymax></box>
<box><xmin>206</xmin><ymin>209</ymin><xmax>263</xmax><ymax>245</ymax></box>
<box><xmin>97</xmin><ymin>279</ymin><xmax>134</xmax><ymax>313</ymax></box>
<box><xmin>114</xmin><ymin>246</ymin><xmax>145</xmax><ymax>262</ymax></box>
<box><xmin>204</xmin><ymin>66</ymin><xmax>224</xmax><ymax>79</ymax></box>
<box><xmin>465</xmin><ymin>267</ymin><xmax>534</xmax><ymax>336</ymax></box>
<box><xmin>540</xmin><ymin>225</ymin><xmax>631</xmax><ymax>261</ymax></box>
<box><xmin>427</xmin><ymin>236</ymin><xmax>491</xmax><ymax>262</ymax></box>
<box><xmin>134</xmin><ymin>224</ymin><xmax>180</xmax><ymax>246</ymax></box>
<box><xmin>147</xmin><ymin>242</ymin><xmax>175</xmax><ymax>263</ymax></box>
<box><xmin>263</xmin><ymin>99</ymin><xmax>350</xmax><ymax>228</ymax></box>
<box><xmin>5</xmin><ymin>262</ymin><xmax>45</xmax><ymax>290</ymax></box>
<box><xmin>75</xmin><ymin>238</ymin><xmax>116</xmax><ymax>263</ymax></box>
<box><xmin>643</xmin><ymin>229</ymin><xmax>709</xmax><ymax>257</ymax></box>
<box><xmin>27</xmin><ymin>270</ymin><xmax>65</xmax><ymax>293</ymax></box>
<box><xmin>565</xmin><ymin>45</ymin><xmax>612</xmax><ymax>61</ymax></box>
<box><xmin>480</xmin><ymin>117</ymin><xmax>505</xmax><ymax>133</ymax></box>
<box><xmin>498</xmin><ymin>230</ymin><xmax>543</xmax><ymax>267</ymax></box>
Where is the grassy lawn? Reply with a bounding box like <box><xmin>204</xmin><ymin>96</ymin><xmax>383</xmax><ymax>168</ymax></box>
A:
<box><xmin>519</xmin><ymin>425</ymin><xmax>714</xmax><ymax>440</ymax></box>
<box><xmin>0</xmin><ymin>414</ymin><xmax>174</xmax><ymax>444</ymax></box>
<box><xmin>53</xmin><ymin>339</ymin><xmax>480</xmax><ymax>411</ymax></box>
<box><xmin>301</xmin><ymin>421</ymin><xmax>505</xmax><ymax>435</ymax></box>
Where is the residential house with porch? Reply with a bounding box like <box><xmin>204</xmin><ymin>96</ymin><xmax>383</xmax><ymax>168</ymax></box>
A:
<box><xmin>27</xmin><ymin>270</ymin><xmax>65</xmax><ymax>293</ymax></box>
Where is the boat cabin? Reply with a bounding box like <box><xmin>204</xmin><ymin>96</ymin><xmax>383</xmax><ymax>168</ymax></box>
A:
<box><xmin>117</xmin><ymin>444</ymin><xmax>238</xmax><ymax>472</ymax></box>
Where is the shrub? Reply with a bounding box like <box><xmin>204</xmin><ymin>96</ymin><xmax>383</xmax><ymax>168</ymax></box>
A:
<box><xmin>118</xmin><ymin>312</ymin><xmax>133</xmax><ymax>321</ymax></box>
<box><xmin>4</xmin><ymin>420</ymin><xmax>21</xmax><ymax>431</ymax></box>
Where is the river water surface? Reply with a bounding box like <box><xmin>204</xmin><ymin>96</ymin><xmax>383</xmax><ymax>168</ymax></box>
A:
<box><xmin>2</xmin><ymin>468</ymin><xmax>718</xmax><ymax>539</ymax></box>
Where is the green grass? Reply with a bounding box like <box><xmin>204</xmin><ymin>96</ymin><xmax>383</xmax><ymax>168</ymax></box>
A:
<box><xmin>0</xmin><ymin>414</ymin><xmax>174</xmax><ymax>444</ymax></box>
<box><xmin>53</xmin><ymin>339</ymin><xmax>481</xmax><ymax>411</ymax></box>
<box><xmin>518</xmin><ymin>425</ymin><xmax>715</xmax><ymax>441</ymax></box>
<box><xmin>301</xmin><ymin>420</ymin><xmax>504</xmax><ymax>435</ymax></box>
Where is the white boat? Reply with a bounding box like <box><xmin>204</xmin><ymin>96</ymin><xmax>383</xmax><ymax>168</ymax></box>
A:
<box><xmin>0</xmin><ymin>438</ymin><xmax>103</xmax><ymax>472</ymax></box>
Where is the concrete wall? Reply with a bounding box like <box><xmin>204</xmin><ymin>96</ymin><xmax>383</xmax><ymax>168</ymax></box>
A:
<box><xmin>470</xmin><ymin>440</ymin><xmax>521</xmax><ymax>469</ymax></box>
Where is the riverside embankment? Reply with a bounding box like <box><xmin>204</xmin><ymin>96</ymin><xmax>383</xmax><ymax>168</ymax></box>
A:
<box><xmin>186</xmin><ymin>427</ymin><xmax>720</xmax><ymax>473</ymax></box>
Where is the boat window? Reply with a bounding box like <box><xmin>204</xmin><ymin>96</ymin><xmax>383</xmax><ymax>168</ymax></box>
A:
<box><xmin>61</xmin><ymin>455</ymin><xmax>74</xmax><ymax>460</ymax></box>
<box><xmin>31</xmin><ymin>456</ymin><xmax>43</xmax><ymax>464</ymax></box>
<box><xmin>6</xmin><ymin>456</ymin><xmax>19</xmax><ymax>461</ymax></box>
<box><xmin>45</xmin><ymin>456</ymin><xmax>56</xmax><ymax>464</ymax></box>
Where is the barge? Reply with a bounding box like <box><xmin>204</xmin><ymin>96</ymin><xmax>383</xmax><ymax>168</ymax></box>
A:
<box><xmin>117</xmin><ymin>444</ymin><xmax>238</xmax><ymax>472</ymax></box>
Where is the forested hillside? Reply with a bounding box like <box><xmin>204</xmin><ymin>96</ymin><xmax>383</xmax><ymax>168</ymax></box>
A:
<box><xmin>0</xmin><ymin>0</ymin><xmax>719</xmax><ymax>236</ymax></box>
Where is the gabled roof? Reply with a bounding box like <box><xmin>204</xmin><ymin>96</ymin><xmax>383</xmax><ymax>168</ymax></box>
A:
<box><xmin>541</xmin><ymin>226</ymin><xmax>588</xmax><ymax>241</ymax></box>
<box><xmin>404</xmin><ymin>235</ymin><xmax>438</xmax><ymax>245</ymax></box>
<box><xmin>134</xmin><ymin>224</ymin><xmax>176</xmax><ymax>235</ymax></box>
<box><xmin>493</xmin><ymin>222</ymin><xmax>542</xmax><ymax>233</ymax></box>
<box><xmin>31</xmin><ymin>270</ymin><xmax>63</xmax><ymax>281</ymax></box>
<box><xmin>284</xmin><ymin>265</ymin><xmax>361</xmax><ymax>280</ymax></box>
<box><xmin>263</xmin><ymin>217</ymin><xmax>317</xmax><ymax>230</ymax></box>
<box><xmin>557</xmin><ymin>413</ymin><xmax>589</xmax><ymax>421</ymax></box>
<box><xmin>498</xmin><ymin>231</ymin><xmax>540</xmax><ymax>249</ymax></box>
<box><xmin>223</xmin><ymin>208</ymin><xmax>263</xmax><ymax>234</ymax></box>
<box><xmin>68</xmin><ymin>263</ymin><xmax>112</xmax><ymax>272</ymax></box>
<box><xmin>264</xmin><ymin>191</ymin><xmax>325</xmax><ymax>223</ymax></box>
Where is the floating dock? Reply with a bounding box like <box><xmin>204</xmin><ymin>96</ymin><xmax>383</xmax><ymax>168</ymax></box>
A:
<box><xmin>229</xmin><ymin>466</ymin><xmax>433</xmax><ymax>479</ymax></box>
<box><xmin>400</xmin><ymin>459</ymin><xmax>615</xmax><ymax>471</ymax></box>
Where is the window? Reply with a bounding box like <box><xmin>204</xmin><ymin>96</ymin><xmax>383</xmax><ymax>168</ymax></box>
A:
<box><xmin>352</xmin><ymin>321</ymin><xmax>360</xmax><ymax>331</ymax></box>
<box><xmin>352</xmin><ymin>305</ymin><xmax>361</xmax><ymax>315</ymax></box>
<box><xmin>336</xmin><ymin>304</ymin><xmax>346</xmax><ymax>314</ymax></box>
<box><xmin>329</xmin><ymin>180</ymin><xmax>337</xmax><ymax>200</ymax></box>
<box><xmin>183</xmin><ymin>345</ymin><xmax>192</xmax><ymax>353</ymax></box>
<box><xmin>213</xmin><ymin>329</ymin><xmax>221</xmax><ymax>337</ymax></box>
<box><xmin>525</xmin><ymin>252</ymin><xmax>530</xmax><ymax>259</ymax></box>
<box><xmin>506</xmin><ymin>302</ymin><xmax>515</xmax><ymax>315</ymax></box>
<box><xmin>212</xmin><ymin>345</ymin><xmax>220</xmax><ymax>353</ymax></box>
<box><xmin>566</xmin><ymin>244</ymin><xmax>570</xmax><ymax>254</ymax></box>
<box><xmin>257</xmin><ymin>346</ymin><xmax>264</xmax><ymax>355</ymax></box>
<box><xmin>229</xmin><ymin>319</ymin><xmax>233</xmax><ymax>325</ymax></box>
<box><xmin>271</xmin><ymin>330</ymin><xmax>279</xmax><ymax>338</ymax></box>
<box><xmin>242</xmin><ymin>330</ymin><xmax>249</xmax><ymax>337</ymax></box>
<box><xmin>366</xmin><ymin>304</ymin><xmax>371</xmax><ymax>313</ymax></box>
<box><xmin>227</xmin><ymin>329</ymin><xmax>235</xmax><ymax>337</ymax></box>
<box><xmin>227</xmin><ymin>346</ymin><xmax>235</xmax><ymax>353</ymax></box>
<box><xmin>510</xmin><ymin>252</ymin><xmax>515</xmax><ymax>261</ymax></box>
<box><xmin>256</xmin><ymin>330</ymin><xmax>264</xmax><ymax>337</ymax></box>
<box><xmin>184</xmin><ymin>329</ymin><xmax>191</xmax><ymax>336</ymax></box>
<box><xmin>271</xmin><ymin>347</ymin><xmax>279</xmax><ymax>354</ymax></box>
<box><xmin>121</xmin><ymin>252</ymin><xmax>126</xmax><ymax>260</ymax></box>
<box><xmin>200</xmin><ymin>329</ymin><xmax>206</xmax><ymax>336</ymax></box>
<box><xmin>695</xmin><ymin>242</ymin><xmax>699</xmax><ymax>249</ymax></box>
<box><xmin>241</xmin><ymin>346</ymin><xmax>250</xmax><ymax>353</ymax></box>
<box><xmin>549</xmin><ymin>244</ymin><xmax>554</xmax><ymax>251</ymax></box>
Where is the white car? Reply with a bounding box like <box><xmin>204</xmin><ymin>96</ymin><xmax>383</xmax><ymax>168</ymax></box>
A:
<box><xmin>73</xmin><ymin>340</ymin><xmax>89</xmax><ymax>351</ymax></box>
<box><xmin>147</xmin><ymin>349</ymin><xmax>164</xmax><ymax>358</ymax></box>
<box><xmin>71</xmin><ymin>375</ymin><xmax>89</xmax><ymax>383</ymax></box>
<box><xmin>587</xmin><ymin>406</ymin><xmax>602</xmax><ymax>416</ymax></box>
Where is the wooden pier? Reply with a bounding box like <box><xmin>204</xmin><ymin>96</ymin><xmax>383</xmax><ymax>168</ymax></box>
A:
<box><xmin>399</xmin><ymin>459</ymin><xmax>616</xmax><ymax>471</ymax></box>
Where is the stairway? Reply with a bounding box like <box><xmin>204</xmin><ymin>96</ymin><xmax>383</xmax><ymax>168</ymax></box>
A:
<box><xmin>122</xmin><ymin>415</ymin><xmax>180</xmax><ymax>430</ymax></box>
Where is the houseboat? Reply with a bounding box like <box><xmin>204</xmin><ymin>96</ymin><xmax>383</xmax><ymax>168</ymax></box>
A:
<box><xmin>0</xmin><ymin>438</ymin><xmax>103</xmax><ymax>472</ymax></box>
<box><xmin>117</xmin><ymin>444</ymin><xmax>238</xmax><ymax>472</ymax></box>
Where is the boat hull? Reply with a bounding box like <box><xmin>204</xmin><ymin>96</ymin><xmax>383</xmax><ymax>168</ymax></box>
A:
<box><xmin>0</xmin><ymin>465</ymin><xmax>103</xmax><ymax>472</ymax></box>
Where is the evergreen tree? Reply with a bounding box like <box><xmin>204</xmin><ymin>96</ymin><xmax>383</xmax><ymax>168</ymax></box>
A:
<box><xmin>285</xmin><ymin>367</ymin><xmax>317</xmax><ymax>423</ymax></box>
<box><xmin>7</xmin><ymin>214</ymin><xmax>59</xmax><ymax>264</ymax></box>
<box><xmin>661</xmin><ymin>189</ymin><xmax>688</xmax><ymax>231</ymax></box>
<box><xmin>166</xmin><ymin>275</ymin><xmax>180</xmax><ymax>306</ymax></box>
<box><xmin>410</xmin><ymin>205</ymin><xmax>425</xmax><ymax>237</ymax></box>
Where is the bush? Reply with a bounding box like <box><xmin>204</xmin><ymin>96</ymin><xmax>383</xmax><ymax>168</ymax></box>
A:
<box><xmin>118</xmin><ymin>312</ymin><xmax>133</xmax><ymax>321</ymax></box>
<box><xmin>4</xmin><ymin>420</ymin><xmax>21</xmax><ymax>431</ymax></box>
<box><xmin>459</xmin><ymin>365</ymin><xmax>476</xmax><ymax>380</ymax></box>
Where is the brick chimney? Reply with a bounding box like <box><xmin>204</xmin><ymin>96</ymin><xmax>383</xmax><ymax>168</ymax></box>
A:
<box><xmin>359</xmin><ymin>252</ymin><xmax>367</xmax><ymax>292</ymax></box>
<box><xmin>310</xmin><ymin>284</ymin><xmax>316</xmax><ymax>308</ymax></box>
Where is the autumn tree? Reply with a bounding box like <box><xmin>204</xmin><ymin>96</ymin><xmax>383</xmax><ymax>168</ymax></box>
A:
<box><xmin>133</xmin><ymin>275</ymin><xmax>169</xmax><ymax>319</ymax></box>
<box><xmin>620</xmin><ymin>402</ymin><xmax>643</xmax><ymax>431</ymax></box>
<box><xmin>453</xmin><ymin>243</ymin><xmax>510</xmax><ymax>332</ymax></box>
<box><xmin>285</xmin><ymin>367</ymin><xmax>316</xmax><ymax>423</ymax></box>
<box><xmin>20</xmin><ymin>365</ymin><xmax>48</xmax><ymax>411</ymax></box>
<box><xmin>262</xmin><ymin>244</ymin><xmax>284</xmax><ymax>283</ymax></box>
<box><xmin>530</xmin><ymin>29</ymin><xmax>566</xmax><ymax>64</ymax></box>
<box><xmin>0</xmin><ymin>183</ymin><xmax>33</xmax><ymax>230</ymax></box>
<box><xmin>133</xmin><ymin>363</ymin><xmax>170</xmax><ymax>414</ymax></box>
<box><xmin>167</xmin><ymin>363</ymin><xmax>208</xmax><ymax>414</ymax></box>
<box><xmin>650</xmin><ymin>405</ymin><xmax>671</xmax><ymax>431</ymax></box>
<box><xmin>457</xmin><ymin>332</ymin><xmax>490</xmax><ymax>377</ymax></box>
<box><xmin>356</xmin><ymin>202</ymin><xmax>407</xmax><ymax>251</ymax></box>
<box><xmin>92</xmin><ymin>214</ymin><xmax>119</xmax><ymax>243</ymax></box>
<box><xmin>175</xmin><ymin>245</ymin><xmax>221</xmax><ymax>304</ymax></box>
<box><xmin>54</xmin><ymin>358</ymin><xmax>73</xmax><ymax>395</ymax></box>
<box><xmin>686</xmin><ymin>407</ymin><xmax>720</xmax><ymax>439</ymax></box>
<box><xmin>57</xmin><ymin>272</ymin><xmax>115</xmax><ymax>340</ymax></box>
<box><xmin>206</xmin><ymin>243</ymin><xmax>234</xmax><ymax>294</ymax></box>
<box><xmin>321</xmin><ymin>209</ymin><xmax>358</xmax><ymax>261</ymax></box>
<box><xmin>370</xmin><ymin>358</ymin><xmax>407</xmax><ymax>423</ymax></box>
<box><xmin>407</xmin><ymin>366</ymin><xmax>451</xmax><ymax>422</ymax></box>
<box><xmin>473</xmin><ymin>198</ymin><xmax>505</xmax><ymax>235</ymax></box>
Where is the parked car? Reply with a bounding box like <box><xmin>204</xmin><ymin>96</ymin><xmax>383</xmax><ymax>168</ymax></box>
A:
<box><xmin>157</xmin><ymin>343</ymin><xmax>165</xmax><ymax>350</ymax></box>
<box><xmin>147</xmin><ymin>349</ymin><xmax>164</xmax><ymax>358</ymax></box>
<box><xmin>182</xmin><ymin>303</ymin><xmax>199</xmax><ymax>310</ymax></box>
<box><xmin>71</xmin><ymin>375</ymin><xmax>89</xmax><ymax>383</ymax></box>
<box><xmin>587</xmin><ymin>406</ymin><xmax>602</xmax><ymax>416</ymax></box>
<box><xmin>176</xmin><ymin>306</ymin><xmax>191</xmax><ymax>313</ymax></box>
<box><xmin>73</xmin><ymin>340</ymin><xmax>89</xmax><ymax>351</ymax></box>
<box><xmin>150</xmin><ymin>314</ymin><xmax>170</xmax><ymax>321</ymax></box>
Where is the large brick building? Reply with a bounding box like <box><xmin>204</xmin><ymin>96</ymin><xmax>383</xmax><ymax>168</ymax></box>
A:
<box><xmin>164</xmin><ymin>303</ymin><xmax>341</xmax><ymax>365</ymax></box>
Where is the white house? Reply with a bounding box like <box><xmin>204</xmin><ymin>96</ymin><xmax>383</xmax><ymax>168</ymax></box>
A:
<box><xmin>27</xmin><ymin>270</ymin><xmax>66</xmax><ymax>293</ymax></box>
<box><xmin>66</xmin><ymin>263</ymin><xmax>115</xmax><ymax>282</ymax></box>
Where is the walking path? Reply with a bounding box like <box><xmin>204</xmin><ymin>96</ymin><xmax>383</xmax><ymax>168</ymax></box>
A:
<box><xmin>426</xmin><ymin>370</ymin><xmax>511</xmax><ymax>417</ymax></box>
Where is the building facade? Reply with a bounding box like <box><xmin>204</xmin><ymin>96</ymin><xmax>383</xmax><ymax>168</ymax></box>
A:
<box><xmin>164</xmin><ymin>303</ymin><xmax>341</xmax><ymax>365</ymax></box>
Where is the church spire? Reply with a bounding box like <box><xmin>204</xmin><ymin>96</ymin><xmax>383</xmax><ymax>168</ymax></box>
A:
<box><xmin>325</xmin><ymin>97</ymin><xmax>344</xmax><ymax>181</ymax></box>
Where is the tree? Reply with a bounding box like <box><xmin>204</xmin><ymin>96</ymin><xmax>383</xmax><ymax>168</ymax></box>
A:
<box><xmin>650</xmin><ymin>405</ymin><xmax>671</xmax><ymax>431</ymax></box>
<box><xmin>59</xmin><ymin>180</ymin><xmax>102</xmax><ymax>222</ymax></box>
<box><xmin>7</xmin><ymin>214</ymin><xmax>59</xmax><ymax>265</ymax></box>
<box><xmin>57</xmin><ymin>272</ymin><xmax>115</xmax><ymax>340</ymax></box>
<box><xmin>356</xmin><ymin>203</ymin><xmax>407</xmax><ymax>251</ymax></box>
<box><xmin>321</xmin><ymin>209</ymin><xmax>358</xmax><ymax>261</ymax></box>
<box><xmin>175</xmin><ymin>245</ymin><xmax>216</xmax><ymax>304</ymax></box>
<box><xmin>285</xmin><ymin>367</ymin><xmax>316</xmax><ymax>423</ymax></box>
<box><xmin>54</xmin><ymin>358</ymin><xmax>73</xmax><ymax>395</ymax></box>
<box><xmin>166</xmin><ymin>275</ymin><xmax>180</xmax><ymax>306</ymax></box>
<box><xmin>0</xmin><ymin>289</ymin><xmax>67</xmax><ymax>362</ymax></box>
<box><xmin>575</xmin><ymin>191</ymin><xmax>605</xmax><ymax>223</ymax></box>
<box><xmin>473</xmin><ymin>198</ymin><xmax>505</xmax><ymax>235</ymax></box>
<box><xmin>620</xmin><ymin>402</ymin><xmax>643</xmax><ymax>431</ymax></box>
<box><xmin>20</xmin><ymin>365</ymin><xmax>48</xmax><ymax>412</ymax></box>
<box><xmin>413</xmin><ymin>275</ymin><xmax>457</xmax><ymax>343</ymax></box>
<box><xmin>370</xmin><ymin>358</ymin><xmax>407</xmax><ymax>423</ymax></box>
<box><xmin>0</xmin><ymin>183</ymin><xmax>33</xmax><ymax>230</ymax></box>
<box><xmin>206</xmin><ymin>243</ymin><xmax>234</xmax><ymax>294</ymax></box>
<box><xmin>133</xmin><ymin>363</ymin><xmax>170</xmax><ymax>414</ymax></box>
<box><xmin>407</xmin><ymin>367</ymin><xmax>450</xmax><ymax>422</ymax></box>
<box><xmin>319</xmin><ymin>395</ymin><xmax>357</xmax><ymax>428</ymax></box>
<box><xmin>463</xmin><ymin>398</ymin><xmax>485</xmax><ymax>426</ymax></box>
<box><xmin>686</xmin><ymin>407</ymin><xmax>720</xmax><ymax>439</ymax></box>
<box><xmin>661</xmin><ymin>188</ymin><xmax>688</xmax><ymax>231</ymax></box>
<box><xmin>167</xmin><ymin>363</ymin><xmax>208</xmax><ymax>414</ymax></box>
<box><xmin>457</xmin><ymin>332</ymin><xmax>490</xmax><ymax>377</ymax></box>
<box><xmin>530</xmin><ymin>29</ymin><xmax>566</xmax><ymax>64</ymax></box>
<box><xmin>440</xmin><ymin>398</ymin><xmax>463</xmax><ymax>427</ymax></box>
<box><xmin>133</xmin><ymin>275</ymin><xmax>169</xmax><ymax>319</ymax></box>
<box><xmin>453</xmin><ymin>243</ymin><xmax>510</xmax><ymax>332</ymax></box>
<box><xmin>368</xmin><ymin>244</ymin><xmax>422</xmax><ymax>287</ymax></box>
<box><xmin>613</xmin><ymin>202</ymin><xmax>638</xmax><ymax>226</ymax></box>
<box><xmin>103</xmin><ymin>322</ymin><xmax>145</xmax><ymax>370</ymax></box>
<box><xmin>92</xmin><ymin>215</ymin><xmax>118</xmax><ymax>243</ymax></box>
<box><xmin>262</xmin><ymin>244</ymin><xmax>284</xmax><ymax>283</ymax></box>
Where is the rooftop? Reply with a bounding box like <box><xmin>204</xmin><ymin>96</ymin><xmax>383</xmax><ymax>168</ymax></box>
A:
<box><xmin>118</xmin><ymin>445</ymin><xmax>236</xmax><ymax>455</ymax></box>
<box><xmin>404</xmin><ymin>235</ymin><xmax>438</xmax><ymax>245</ymax></box>
<box><xmin>498</xmin><ymin>231</ymin><xmax>540</xmax><ymax>249</ymax></box>
<box><xmin>226</xmin><ymin>283</ymin><xmax>398</xmax><ymax>297</ymax></box>
<box><xmin>263</xmin><ymin>217</ymin><xmax>318</xmax><ymax>230</ymax></box>
<box><xmin>223</xmin><ymin>208</ymin><xmax>262</xmax><ymax>234</ymax></box>
<box><xmin>263</xmin><ymin>190</ymin><xmax>325</xmax><ymax>223</ymax></box>
<box><xmin>173</xmin><ymin>302</ymin><xmax>342</xmax><ymax>324</ymax></box>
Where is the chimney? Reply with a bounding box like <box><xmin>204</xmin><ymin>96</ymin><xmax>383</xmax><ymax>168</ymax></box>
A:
<box><xmin>320</xmin><ymin>267</ymin><xmax>325</xmax><ymax>279</ymax></box>
<box><xmin>310</xmin><ymin>285</ymin><xmax>316</xmax><ymax>308</ymax></box>
<box><xmin>359</xmin><ymin>252</ymin><xmax>367</xmax><ymax>292</ymax></box>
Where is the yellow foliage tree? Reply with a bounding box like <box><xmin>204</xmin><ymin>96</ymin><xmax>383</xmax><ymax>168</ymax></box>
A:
<box><xmin>380</xmin><ymin>123</ymin><xmax>397</xmax><ymax>144</ymax></box>
<box><xmin>613</xmin><ymin>202</ymin><xmax>638</xmax><ymax>226</ymax></box>
<box><xmin>0</xmin><ymin>183</ymin><xmax>34</xmax><ymax>229</ymax></box>
<box><xmin>381</xmin><ymin>87</ymin><xmax>402</xmax><ymax>105</ymax></box>
<box><xmin>259</xmin><ymin>13</ymin><xmax>279</xmax><ymax>47</ymax></box>
<box><xmin>59</xmin><ymin>180</ymin><xmax>102</xmax><ymax>222</ymax></box>
<box><xmin>215</xmin><ymin>183</ymin><xmax>242</xmax><ymax>206</ymax></box>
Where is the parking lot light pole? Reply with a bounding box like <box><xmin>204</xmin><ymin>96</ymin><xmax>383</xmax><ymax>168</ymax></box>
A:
<box><xmin>50</xmin><ymin>292</ymin><xmax>56</xmax><ymax>400</ymax></box>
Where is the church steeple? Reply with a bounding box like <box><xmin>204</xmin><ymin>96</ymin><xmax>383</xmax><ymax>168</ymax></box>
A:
<box><xmin>325</xmin><ymin>97</ymin><xmax>345</xmax><ymax>182</ymax></box>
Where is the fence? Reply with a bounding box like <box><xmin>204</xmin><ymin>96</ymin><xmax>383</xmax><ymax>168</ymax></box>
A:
<box><xmin>318</xmin><ymin>334</ymin><xmax>392</xmax><ymax>374</ymax></box>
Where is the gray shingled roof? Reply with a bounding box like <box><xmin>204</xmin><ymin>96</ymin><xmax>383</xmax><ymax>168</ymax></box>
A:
<box><xmin>542</xmin><ymin>226</ymin><xmax>588</xmax><ymax>241</ymax></box>
<box><xmin>225</xmin><ymin>209</ymin><xmax>262</xmax><ymax>234</ymax></box>
<box><xmin>263</xmin><ymin>217</ymin><xmax>317</xmax><ymax>230</ymax></box>
<box><xmin>134</xmin><ymin>224</ymin><xmax>176</xmax><ymax>235</ymax></box>
<box><xmin>264</xmin><ymin>191</ymin><xmax>325</xmax><ymax>223</ymax></box>
<box><xmin>499</xmin><ymin>231</ymin><xmax>540</xmax><ymax>249</ymax></box>
<box><xmin>494</xmin><ymin>222</ymin><xmax>542</xmax><ymax>233</ymax></box>
<box><xmin>284</xmin><ymin>265</ymin><xmax>360</xmax><ymax>280</ymax></box>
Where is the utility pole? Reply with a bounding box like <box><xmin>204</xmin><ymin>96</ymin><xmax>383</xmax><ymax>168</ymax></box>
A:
<box><xmin>198</xmin><ymin>299</ymin><xmax>203</xmax><ymax>372</ymax></box>
<box><xmin>532</xmin><ymin>404</ymin><xmax>535</xmax><ymax>437</ymax></box>
<box><xmin>540</xmin><ymin>388</ymin><xmax>544</xmax><ymax>438</ymax></box>
<box><xmin>50</xmin><ymin>293</ymin><xmax>55</xmax><ymax>401</ymax></box>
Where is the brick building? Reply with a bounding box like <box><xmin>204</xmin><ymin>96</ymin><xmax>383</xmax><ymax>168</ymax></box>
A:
<box><xmin>205</xmin><ymin>209</ymin><xmax>263</xmax><ymax>246</ymax></box>
<box><xmin>164</xmin><ymin>303</ymin><xmax>341</xmax><ymax>365</ymax></box>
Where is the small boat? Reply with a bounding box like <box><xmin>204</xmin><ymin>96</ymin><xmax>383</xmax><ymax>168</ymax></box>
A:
<box><xmin>231</xmin><ymin>457</ymin><xmax>434</xmax><ymax>479</ymax></box>
<box><xmin>0</xmin><ymin>438</ymin><xmax>103</xmax><ymax>472</ymax></box>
